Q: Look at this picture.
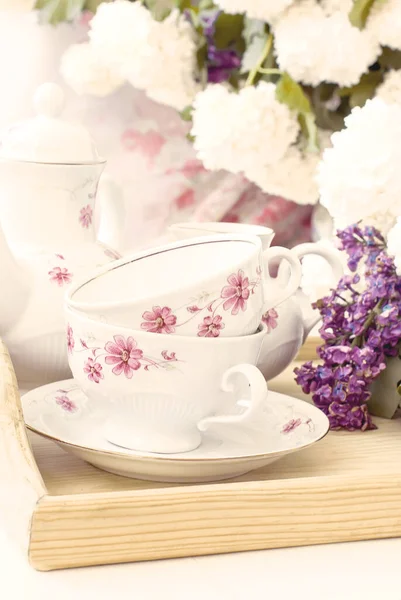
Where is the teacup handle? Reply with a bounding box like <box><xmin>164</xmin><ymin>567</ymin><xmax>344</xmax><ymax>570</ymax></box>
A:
<box><xmin>261</xmin><ymin>246</ymin><xmax>302</xmax><ymax>311</ymax></box>
<box><xmin>277</xmin><ymin>242</ymin><xmax>344</xmax><ymax>335</ymax></box>
<box><xmin>197</xmin><ymin>364</ymin><xmax>267</xmax><ymax>432</ymax></box>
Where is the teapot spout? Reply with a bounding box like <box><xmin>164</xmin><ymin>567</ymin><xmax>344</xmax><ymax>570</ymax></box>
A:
<box><xmin>0</xmin><ymin>225</ymin><xmax>30</xmax><ymax>334</ymax></box>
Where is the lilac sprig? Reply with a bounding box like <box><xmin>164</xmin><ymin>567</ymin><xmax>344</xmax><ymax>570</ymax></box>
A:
<box><xmin>200</xmin><ymin>10</ymin><xmax>241</xmax><ymax>83</ymax></box>
<box><xmin>295</xmin><ymin>224</ymin><xmax>401</xmax><ymax>431</ymax></box>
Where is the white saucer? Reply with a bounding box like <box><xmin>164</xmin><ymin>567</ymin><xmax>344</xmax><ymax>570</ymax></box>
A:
<box><xmin>22</xmin><ymin>379</ymin><xmax>329</xmax><ymax>483</ymax></box>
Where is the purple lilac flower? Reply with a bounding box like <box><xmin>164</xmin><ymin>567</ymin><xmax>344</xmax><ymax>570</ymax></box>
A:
<box><xmin>200</xmin><ymin>9</ymin><xmax>241</xmax><ymax>83</ymax></box>
<box><xmin>295</xmin><ymin>223</ymin><xmax>401</xmax><ymax>431</ymax></box>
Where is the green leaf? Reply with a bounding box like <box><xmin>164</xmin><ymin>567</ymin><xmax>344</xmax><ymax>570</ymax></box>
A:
<box><xmin>276</xmin><ymin>73</ymin><xmax>319</xmax><ymax>152</ymax></box>
<box><xmin>214</xmin><ymin>13</ymin><xmax>244</xmax><ymax>51</ymax></box>
<box><xmin>241</xmin><ymin>31</ymin><xmax>268</xmax><ymax>74</ymax></box>
<box><xmin>198</xmin><ymin>0</ymin><xmax>215</xmax><ymax>9</ymax></box>
<box><xmin>348</xmin><ymin>0</ymin><xmax>384</xmax><ymax>29</ymax></box>
<box><xmin>180</xmin><ymin>106</ymin><xmax>194</xmax><ymax>121</ymax></box>
<box><xmin>379</xmin><ymin>46</ymin><xmax>401</xmax><ymax>70</ymax></box>
<box><xmin>175</xmin><ymin>0</ymin><xmax>196</xmax><ymax>10</ymax></box>
<box><xmin>338</xmin><ymin>71</ymin><xmax>383</xmax><ymax>107</ymax></box>
<box><xmin>35</xmin><ymin>0</ymin><xmax>85</xmax><ymax>24</ymax></box>
<box><xmin>276</xmin><ymin>72</ymin><xmax>311</xmax><ymax>114</ymax></box>
<box><xmin>298</xmin><ymin>113</ymin><xmax>319</xmax><ymax>153</ymax></box>
<box><xmin>240</xmin><ymin>19</ymin><xmax>268</xmax><ymax>74</ymax></box>
<box><xmin>143</xmin><ymin>0</ymin><xmax>172</xmax><ymax>21</ymax></box>
<box><xmin>83</xmin><ymin>0</ymin><xmax>107</xmax><ymax>13</ymax></box>
<box><xmin>196</xmin><ymin>39</ymin><xmax>208</xmax><ymax>71</ymax></box>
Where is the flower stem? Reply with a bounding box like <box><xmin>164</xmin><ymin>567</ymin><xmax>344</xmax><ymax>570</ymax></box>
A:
<box><xmin>245</xmin><ymin>34</ymin><xmax>273</xmax><ymax>87</ymax></box>
<box><xmin>351</xmin><ymin>298</ymin><xmax>385</xmax><ymax>347</ymax></box>
<box><xmin>257</xmin><ymin>67</ymin><xmax>282</xmax><ymax>75</ymax></box>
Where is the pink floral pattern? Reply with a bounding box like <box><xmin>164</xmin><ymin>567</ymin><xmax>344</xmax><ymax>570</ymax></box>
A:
<box><xmin>135</xmin><ymin>267</ymin><xmax>261</xmax><ymax>335</ymax></box>
<box><xmin>83</xmin><ymin>357</ymin><xmax>104</xmax><ymax>383</ymax></box>
<box><xmin>141</xmin><ymin>306</ymin><xmax>177</xmax><ymax>334</ymax></box>
<box><xmin>221</xmin><ymin>270</ymin><xmax>250</xmax><ymax>315</ymax></box>
<box><xmin>76</xmin><ymin>334</ymin><xmax>181</xmax><ymax>381</ymax></box>
<box><xmin>104</xmin><ymin>247</ymin><xmax>121</xmax><ymax>260</ymax></box>
<box><xmin>67</xmin><ymin>324</ymin><xmax>74</xmax><ymax>354</ymax></box>
<box><xmin>55</xmin><ymin>395</ymin><xmax>78</xmax><ymax>413</ymax></box>
<box><xmin>48</xmin><ymin>266</ymin><xmax>73</xmax><ymax>286</ymax></box>
<box><xmin>79</xmin><ymin>204</ymin><xmax>93</xmax><ymax>229</ymax></box>
<box><xmin>105</xmin><ymin>335</ymin><xmax>144</xmax><ymax>378</ymax></box>
<box><xmin>262</xmin><ymin>308</ymin><xmax>279</xmax><ymax>333</ymax></box>
<box><xmin>174</xmin><ymin>188</ymin><xmax>195</xmax><ymax>210</ymax></box>
<box><xmin>161</xmin><ymin>350</ymin><xmax>177</xmax><ymax>361</ymax></box>
<box><xmin>198</xmin><ymin>315</ymin><xmax>225</xmax><ymax>338</ymax></box>
<box><xmin>121</xmin><ymin>129</ymin><xmax>166</xmax><ymax>166</ymax></box>
<box><xmin>282</xmin><ymin>418</ymin><xmax>302</xmax><ymax>434</ymax></box>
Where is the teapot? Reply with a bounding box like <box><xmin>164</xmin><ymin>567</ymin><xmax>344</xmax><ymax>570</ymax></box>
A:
<box><xmin>169</xmin><ymin>222</ymin><xmax>343</xmax><ymax>380</ymax></box>
<box><xmin>0</xmin><ymin>83</ymin><xmax>125</xmax><ymax>386</ymax></box>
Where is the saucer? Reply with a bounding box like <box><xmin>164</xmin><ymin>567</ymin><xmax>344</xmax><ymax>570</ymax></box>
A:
<box><xmin>22</xmin><ymin>379</ymin><xmax>329</xmax><ymax>483</ymax></box>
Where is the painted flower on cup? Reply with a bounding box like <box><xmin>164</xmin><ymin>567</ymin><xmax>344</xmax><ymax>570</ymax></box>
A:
<box><xmin>84</xmin><ymin>357</ymin><xmax>104</xmax><ymax>383</ymax></box>
<box><xmin>67</xmin><ymin>324</ymin><xmax>74</xmax><ymax>354</ymax></box>
<box><xmin>221</xmin><ymin>269</ymin><xmax>250</xmax><ymax>315</ymax></box>
<box><xmin>55</xmin><ymin>394</ymin><xmax>78</xmax><ymax>413</ymax></box>
<box><xmin>105</xmin><ymin>335</ymin><xmax>143</xmax><ymax>378</ymax></box>
<box><xmin>198</xmin><ymin>315</ymin><xmax>225</xmax><ymax>338</ymax></box>
<box><xmin>48</xmin><ymin>266</ymin><xmax>73</xmax><ymax>286</ymax></box>
<box><xmin>262</xmin><ymin>308</ymin><xmax>279</xmax><ymax>333</ymax></box>
<box><xmin>104</xmin><ymin>247</ymin><xmax>121</xmax><ymax>260</ymax></box>
<box><xmin>281</xmin><ymin>418</ymin><xmax>302</xmax><ymax>434</ymax></box>
<box><xmin>141</xmin><ymin>306</ymin><xmax>177</xmax><ymax>334</ymax></box>
<box><xmin>79</xmin><ymin>204</ymin><xmax>93</xmax><ymax>229</ymax></box>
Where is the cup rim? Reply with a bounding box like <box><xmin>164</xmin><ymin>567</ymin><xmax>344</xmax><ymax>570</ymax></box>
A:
<box><xmin>66</xmin><ymin>233</ymin><xmax>263</xmax><ymax>312</ymax></box>
<box><xmin>66</xmin><ymin>305</ymin><xmax>268</xmax><ymax>344</ymax></box>
<box><xmin>169</xmin><ymin>221</ymin><xmax>274</xmax><ymax>237</ymax></box>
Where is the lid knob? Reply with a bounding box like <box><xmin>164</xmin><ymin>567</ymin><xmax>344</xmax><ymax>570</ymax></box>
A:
<box><xmin>33</xmin><ymin>82</ymin><xmax>65</xmax><ymax>118</ymax></box>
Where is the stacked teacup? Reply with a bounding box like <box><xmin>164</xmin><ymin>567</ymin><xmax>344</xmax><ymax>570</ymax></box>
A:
<box><xmin>65</xmin><ymin>234</ymin><xmax>303</xmax><ymax>454</ymax></box>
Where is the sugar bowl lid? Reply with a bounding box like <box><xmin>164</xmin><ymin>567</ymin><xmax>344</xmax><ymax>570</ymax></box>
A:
<box><xmin>0</xmin><ymin>82</ymin><xmax>104</xmax><ymax>164</ymax></box>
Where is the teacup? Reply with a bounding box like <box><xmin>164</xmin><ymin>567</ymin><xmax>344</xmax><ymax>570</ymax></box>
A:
<box><xmin>67</xmin><ymin>234</ymin><xmax>302</xmax><ymax>338</ymax></box>
<box><xmin>65</xmin><ymin>306</ymin><xmax>269</xmax><ymax>454</ymax></box>
<box><xmin>169</xmin><ymin>222</ymin><xmax>344</xmax><ymax>380</ymax></box>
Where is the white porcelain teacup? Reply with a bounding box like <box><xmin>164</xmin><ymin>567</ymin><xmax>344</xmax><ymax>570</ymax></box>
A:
<box><xmin>67</xmin><ymin>234</ymin><xmax>302</xmax><ymax>338</ymax></box>
<box><xmin>65</xmin><ymin>306</ymin><xmax>269</xmax><ymax>454</ymax></box>
<box><xmin>169</xmin><ymin>222</ymin><xmax>344</xmax><ymax>380</ymax></box>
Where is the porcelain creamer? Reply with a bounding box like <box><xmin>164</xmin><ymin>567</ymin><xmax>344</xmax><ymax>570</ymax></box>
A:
<box><xmin>0</xmin><ymin>83</ymin><xmax>125</xmax><ymax>385</ymax></box>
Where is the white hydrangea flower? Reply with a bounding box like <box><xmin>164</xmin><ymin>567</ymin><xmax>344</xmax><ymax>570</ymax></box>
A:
<box><xmin>245</xmin><ymin>130</ymin><xmax>332</xmax><ymax>205</ymax></box>
<box><xmin>89</xmin><ymin>0</ymin><xmax>153</xmax><ymax>72</ymax></box>
<box><xmin>273</xmin><ymin>0</ymin><xmax>380</xmax><ymax>86</ymax></box>
<box><xmin>60</xmin><ymin>43</ymin><xmax>124</xmax><ymax>97</ymax></box>
<box><xmin>334</xmin><ymin>212</ymin><xmax>398</xmax><ymax>237</ymax></box>
<box><xmin>245</xmin><ymin>145</ymin><xmax>321</xmax><ymax>205</ymax></box>
<box><xmin>320</xmin><ymin>0</ymin><xmax>353</xmax><ymax>15</ymax></box>
<box><xmin>318</xmin><ymin>98</ymin><xmax>401</xmax><ymax>228</ymax></box>
<box><xmin>367</xmin><ymin>0</ymin><xmax>401</xmax><ymax>51</ymax></box>
<box><xmin>376</xmin><ymin>70</ymin><xmax>401</xmax><ymax>104</ymax></box>
<box><xmin>0</xmin><ymin>0</ymin><xmax>35</xmax><ymax>10</ymax></box>
<box><xmin>387</xmin><ymin>218</ymin><xmax>401</xmax><ymax>275</ymax></box>
<box><xmin>124</xmin><ymin>10</ymin><xmax>200</xmax><ymax>111</ymax></box>
<box><xmin>214</xmin><ymin>0</ymin><xmax>294</xmax><ymax>22</ymax></box>
<box><xmin>191</xmin><ymin>82</ymin><xmax>300</xmax><ymax>173</ymax></box>
<box><xmin>89</xmin><ymin>2</ymin><xmax>198</xmax><ymax>110</ymax></box>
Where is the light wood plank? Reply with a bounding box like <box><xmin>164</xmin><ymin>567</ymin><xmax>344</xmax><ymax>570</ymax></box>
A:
<box><xmin>0</xmin><ymin>340</ymin><xmax>47</xmax><ymax>552</ymax></box>
<box><xmin>296</xmin><ymin>336</ymin><xmax>320</xmax><ymax>362</ymax></box>
<box><xmin>30</xmin><ymin>471</ymin><xmax>401</xmax><ymax>570</ymax></box>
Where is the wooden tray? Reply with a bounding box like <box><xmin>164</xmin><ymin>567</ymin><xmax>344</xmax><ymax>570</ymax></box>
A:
<box><xmin>2</xmin><ymin>338</ymin><xmax>401</xmax><ymax>572</ymax></box>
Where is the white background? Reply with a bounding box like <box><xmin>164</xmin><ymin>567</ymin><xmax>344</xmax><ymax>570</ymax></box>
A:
<box><xmin>1</xmin><ymin>528</ymin><xmax>401</xmax><ymax>600</ymax></box>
